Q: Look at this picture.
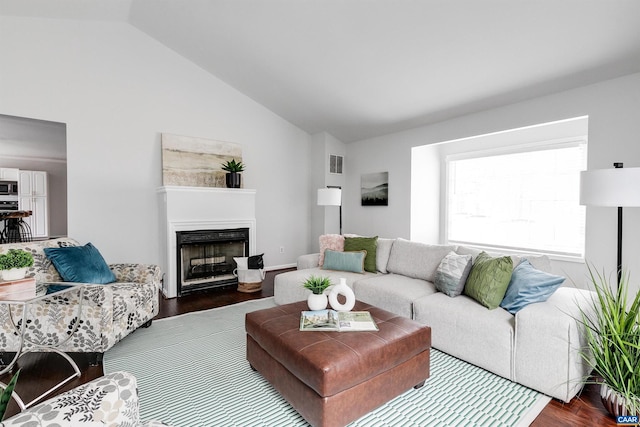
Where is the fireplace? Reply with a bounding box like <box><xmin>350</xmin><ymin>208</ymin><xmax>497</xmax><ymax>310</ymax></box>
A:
<box><xmin>176</xmin><ymin>228</ymin><xmax>249</xmax><ymax>296</ymax></box>
<box><xmin>158</xmin><ymin>186</ymin><xmax>256</xmax><ymax>298</ymax></box>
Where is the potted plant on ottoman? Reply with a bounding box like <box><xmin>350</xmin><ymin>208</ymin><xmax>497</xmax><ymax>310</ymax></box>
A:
<box><xmin>221</xmin><ymin>159</ymin><xmax>245</xmax><ymax>188</ymax></box>
<box><xmin>578</xmin><ymin>266</ymin><xmax>640</xmax><ymax>418</ymax></box>
<box><xmin>303</xmin><ymin>275</ymin><xmax>332</xmax><ymax>310</ymax></box>
<box><xmin>0</xmin><ymin>249</ymin><xmax>34</xmax><ymax>281</ymax></box>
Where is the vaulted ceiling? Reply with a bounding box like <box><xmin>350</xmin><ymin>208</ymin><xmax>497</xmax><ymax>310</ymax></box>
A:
<box><xmin>3</xmin><ymin>0</ymin><xmax>640</xmax><ymax>142</ymax></box>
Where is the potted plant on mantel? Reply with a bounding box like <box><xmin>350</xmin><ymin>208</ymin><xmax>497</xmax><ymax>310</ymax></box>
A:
<box><xmin>221</xmin><ymin>159</ymin><xmax>245</xmax><ymax>189</ymax></box>
<box><xmin>0</xmin><ymin>249</ymin><xmax>34</xmax><ymax>281</ymax></box>
<box><xmin>302</xmin><ymin>275</ymin><xmax>332</xmax><ymax>311</ymax></box>
<box><xmin>578</xmin><ymin>266</ymin><xmax>640</xmax><ymax>418</ymax></box>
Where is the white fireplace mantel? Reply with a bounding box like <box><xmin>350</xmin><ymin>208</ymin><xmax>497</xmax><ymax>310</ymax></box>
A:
<box><xmin>157</xmin><ymin>186</ymin><xmax>256</xmax><ymax>298</ymax></box>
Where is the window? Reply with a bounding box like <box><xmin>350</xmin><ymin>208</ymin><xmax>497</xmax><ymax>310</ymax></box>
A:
<box><xmin>446</xmin><ymin>139</ymin><xmax>587</xmax><ymax>258</ymax></box>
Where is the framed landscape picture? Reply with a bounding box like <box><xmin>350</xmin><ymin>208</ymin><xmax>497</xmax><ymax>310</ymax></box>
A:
<box><xmin>361</xmin><ymin>172</ymin><xmax>388</xmax><ymax>206</ymax></box>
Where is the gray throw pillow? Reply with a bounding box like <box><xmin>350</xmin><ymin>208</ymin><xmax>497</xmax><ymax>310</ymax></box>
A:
<box><xmin>434</xmin><ymin>251</ymin><xmax>473</xmax><ymax>297</ymax></box>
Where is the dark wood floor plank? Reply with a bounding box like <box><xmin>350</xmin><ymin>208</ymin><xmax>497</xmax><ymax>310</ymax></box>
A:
<box><xmin>1</xmin><ymin>268</ymin><xmax>618</xmax><ymax>425</ymax></box>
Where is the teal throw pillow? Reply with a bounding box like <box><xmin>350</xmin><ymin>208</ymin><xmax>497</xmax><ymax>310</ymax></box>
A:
<box><xmin>464</xmin><ymin>252</ymin><xmax>513</xmax><ymax>310</ymax></box>
<box><xmin>500</xmin><ymin>260</ymin><xmax>565</xmax><ymax>314</ymax></box>
<box><xmin>322</xmin><ymin>249</ymin><xmax>366</xmax><ymax>274</ymax></box>
<box><xmin>44</xmin><ymin>242</ymin><xmax>116</xmax><ymax>284</ymax></box>
<box><xmin>434</xmin><ymin>251</ymin><xmax>473</xmax><ymax>297</ymax></box>
<box><xmin>343</xmin><ymin>236</ymin><xmax>378</xmax><ymax>273</ymax></box>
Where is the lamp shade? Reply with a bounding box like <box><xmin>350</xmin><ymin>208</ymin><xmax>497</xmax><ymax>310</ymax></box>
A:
<box><xmin>580</xmin><ymin>167</ymin><xmax>640</xmax><ymax>207</ymax></box>
<box><xmin>317</xmin><ymin>188</ymin><xmax>342</xmax><ymax>206</ymax></box>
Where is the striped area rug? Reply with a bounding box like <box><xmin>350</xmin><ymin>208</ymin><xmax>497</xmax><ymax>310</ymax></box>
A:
<box><xmin>104</xmin><ymin>298</ymin><xmax>550</xmax><ymax>426</ymax></box>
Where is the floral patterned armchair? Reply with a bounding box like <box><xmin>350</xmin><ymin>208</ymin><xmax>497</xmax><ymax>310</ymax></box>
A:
<box><xmin>1</xmin><ymin>371</ymin><xmax>169</xmax><ymax>426</ymax></box>
<box><xmin>0</xmin><ymin>238</ymin><xmax>162</xmax><ymax>364</ymax></box>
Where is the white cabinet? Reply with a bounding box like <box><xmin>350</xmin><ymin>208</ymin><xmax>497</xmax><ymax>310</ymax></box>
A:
<box><xmin>18</xmin><ymin>171</ymin><xmax>49</xmax><ymax>239</ymax></box>
<box><xmin>0</xmin><ymin>168</ymin><xmax>19</xmax><ymax>181</ymax></box>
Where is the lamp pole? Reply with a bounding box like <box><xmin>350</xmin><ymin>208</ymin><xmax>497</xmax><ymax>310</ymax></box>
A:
<box><xmin>614</xmin><ymin>162</ymin><xmax>623</xmax><ymax>284</ymax></box>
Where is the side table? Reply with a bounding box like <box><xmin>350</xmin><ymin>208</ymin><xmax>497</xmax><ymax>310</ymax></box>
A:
<box><xmin>0</xmin><ymin>283</ymin><xmax>85</xmax><ymax>409</ymax></box>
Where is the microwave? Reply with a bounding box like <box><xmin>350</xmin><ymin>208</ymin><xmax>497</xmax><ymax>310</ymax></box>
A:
<box><xmin>0</xmin><ymin>181</ymin><xmax>18</xmax><ymax>196</ymax></box>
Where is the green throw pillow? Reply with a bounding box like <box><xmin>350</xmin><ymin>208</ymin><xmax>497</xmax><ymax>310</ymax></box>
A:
<box><xmin>343</xmin><ymin>236</ymin><xmax>378</xmax><ymax>273</ymax></box>
<box><xmin>464</xmin><ymin>251</ymin><xmax>513</xmax><ymax>310</ymax></box>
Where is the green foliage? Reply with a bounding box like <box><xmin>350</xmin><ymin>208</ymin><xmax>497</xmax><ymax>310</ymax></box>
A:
<box><xmin>0</xmin><ymin>249</ymin><xmax>34</xmax><ymax>270</ymax></box>
<box><xmin>0</xmin><ymin>369</ymin><xmax>20</xmax><ymax>421</ymax></box>
<box><xmin>220</xmin><ymin>159</ymin><xmax>245</xmax><ymax>173</ymax></box>
<box><xmin>302</xmin><ymin>275</ymin><xmax>333</xmax><ymax>295</ymax></box>
<box><xmin>578</xmin><ymin>265</ymin><xmax>640</xmax><ymax>415</ymax></box>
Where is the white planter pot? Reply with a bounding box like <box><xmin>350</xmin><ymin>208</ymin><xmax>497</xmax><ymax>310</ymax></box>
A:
<box><xmin>307</xmin><ymin>293</ymin><xmax>328</xmax><ymax>311</ymax></box>
<box><xmin>1</xmin><ymin>267</ymin><xmax>27</xmax><ymax>281</ymax></box>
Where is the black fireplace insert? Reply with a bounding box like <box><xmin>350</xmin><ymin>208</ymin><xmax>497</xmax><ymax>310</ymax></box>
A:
<box><xmin>176</xmin><ymin>228</ymin><xmax>249</xmax><ymax>296</ymax></box>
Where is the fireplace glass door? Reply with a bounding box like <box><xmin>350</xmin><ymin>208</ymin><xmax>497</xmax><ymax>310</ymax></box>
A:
<box><xmin>176</xmin><ymin>228</ymin><xmax>249</xmax><ymax>296</ymax></box>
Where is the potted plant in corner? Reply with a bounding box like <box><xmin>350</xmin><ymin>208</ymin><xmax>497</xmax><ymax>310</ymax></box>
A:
<box><xmin>302</xmin><ymin>275</ymin><xmax>332</xmax><ymax>311</ymax></box>
<box><xmin>221</xmin><ymin>159</ymin><xmax>245</xmax><ymax>188</ymax></box>
<box><xmin>578</xmin><ymin>266</ymin><xmax>640</xmax><ymax>419</ymax></box>
<box><xmin>0</xmin><ymin>249</ymin><xmax>34</xmax><ymax>281</ymax></box>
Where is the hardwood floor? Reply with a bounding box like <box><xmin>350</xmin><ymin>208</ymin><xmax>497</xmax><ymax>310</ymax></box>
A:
<box><xmin>1</xmin><ymin>268</ymin><xmax>618</xmax><ymax>425</ymax></box>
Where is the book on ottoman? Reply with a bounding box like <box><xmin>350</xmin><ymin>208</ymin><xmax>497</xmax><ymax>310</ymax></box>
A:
<box><xmin>300</xmin><ymin>309</ymin><xmax>379</xmax><ymax>332</ymax></box>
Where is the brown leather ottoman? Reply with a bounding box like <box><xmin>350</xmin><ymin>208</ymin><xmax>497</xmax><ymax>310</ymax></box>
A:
<box><xmin>245</xmin><ymin>300</ymin><xmax>431</xmax><ymax>427</ymax></box>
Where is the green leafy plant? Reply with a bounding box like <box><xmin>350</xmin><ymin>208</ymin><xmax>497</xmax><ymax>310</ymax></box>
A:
<box><xmin>0</xmin><ymin>249</ymin><xmax>34</xmax><ymax>270</ymax></box>
<box><xmin>577</xmin><ymin>265</ymin><xmax>640</xmax><ymax>416</ymax></box>
<box><xmin>220</xmin><ymin>159</ymin><xmax>245</xmax><ymax>173</ymax></box>
<box><xmin>0</xmin><ymin>369</ymin><xmax>20</xmax><ymax>421</ymax></box>
<box><xmin>302</xmin><ymin>275</ymin><xmax>332</xmax><ymax>295</ymax></box>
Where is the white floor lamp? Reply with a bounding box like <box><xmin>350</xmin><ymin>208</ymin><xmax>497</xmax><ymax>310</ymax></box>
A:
<box><xmin>580</xmin><ymin>162</ymin><xmax>640</xmax><ymax>283</ymax></box>
<box><xmin>317</xmin><ymin>186</ymin><xmax>342</xmax><ymax>235</ymax></box>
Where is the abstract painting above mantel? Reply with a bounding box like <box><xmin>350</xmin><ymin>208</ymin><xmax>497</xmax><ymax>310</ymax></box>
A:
<box><xmin>161</xmin><ymin>133</ymin><xmax>243</xmax><ymax>188</ymax></box>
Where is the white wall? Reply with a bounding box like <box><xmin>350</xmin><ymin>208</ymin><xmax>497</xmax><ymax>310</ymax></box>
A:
<box><xmin>346</xmin><ymin>73</ymin><xmax>640</xmax><ymax>289</ymax></box>
<box><xmin>0</xmin><ymin>16</ymin><xmax>312</xmax><ymax>269</ymax></box>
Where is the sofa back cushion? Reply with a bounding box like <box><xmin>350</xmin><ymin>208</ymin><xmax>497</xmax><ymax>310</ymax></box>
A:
<box><xmin>456</xmin><ymin>246</ymin><xmax>553</xmax><ymax>273</ymax></box>
<box><xmin>376</xmin><ymin>238</ymin><xmax>395</xmax><ymax>273</ymax></box>
<box><xmin>386</xmin><ymin>238</ymin><xmax>455</xmax><ymax>282</ymax></box>
<box><xmin>0</xmin><ymin>237</ymin><xmax>80</xmax><ymax>284</ymax></box>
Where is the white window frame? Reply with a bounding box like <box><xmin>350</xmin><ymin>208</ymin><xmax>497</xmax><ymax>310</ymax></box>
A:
<box><xmin>444</xmin><ymin>136</ymin><xmax>587</xmax><ymax>261</ymax></box>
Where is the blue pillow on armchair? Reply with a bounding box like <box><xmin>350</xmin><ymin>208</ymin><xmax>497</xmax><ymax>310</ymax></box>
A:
<box><xmin>44</xmin><ymin>242</ymin><xmax>116</xmax><ymax>284</ymax></box>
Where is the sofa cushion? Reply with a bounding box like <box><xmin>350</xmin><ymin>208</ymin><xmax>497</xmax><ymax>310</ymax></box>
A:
<box><xmin>353</xmin><ymin>274</ymin><xmax>437</xmax><ymax>318</ymax></box>
<box><xmin>464</xmin><ymin>252</ymin><xmax>513</xmax><ymax>310</ymax></box>
<box><xmin>500</xmin><ymin>260</ymin><xmax>565</xmax><ymax>314</ymax></box>
<box><xmin>434</xmin><ymin>251</ymin><xmax>473</xmax><ymax>297</ymax></box>
<box><xmin>456</xmin><ymin>246</ymin><xmax>553</xmax><ymax>273</ymax></box>
<box><xmin>343</xmin><ymin>236</ymin><xmax>378</xmax><ymax>273</ymax></box>
<box><xmin>318</xmin><ymin>234</ymin><xmax>344</xmax><ymax>266</ymax></box>
<box><xmin>322</xmin><ymin>249</ymin><xmax>366</xmax><ymax>274</ymax></box>
<box><xmin>413</xmin><ymin>292</ymin><xmax>515</xmax><ymax>380</ymax></box>
<box><xmin>44</xmin><ymin>242</ymin><xmax>116</xmax><ymax>284</ymax></box>
<box><xmin>386</xmin><ymin>238</ymin><xmax>455</xmax><ymax>282</ymax></box>
<box><xmin>376</xmin><ymin>238</ymin><xmax>395</xmax><ymax>273</ymax></box>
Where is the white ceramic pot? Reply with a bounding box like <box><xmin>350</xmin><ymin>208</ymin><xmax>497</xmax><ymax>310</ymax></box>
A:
<box><xmin>1</xmin><ymin>267</ymin><xmax>27</xmax><ymax>281</ymax></box>
<box><xmin>307</xmin><ymin>293</ymin><xmax>328</xmax><ymax>311</ymax></box>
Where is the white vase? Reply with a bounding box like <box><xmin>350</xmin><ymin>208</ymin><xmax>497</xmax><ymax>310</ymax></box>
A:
<box><xmin>328</xmin><ymin>278</ymin><xmax>356</xmax><ymax>312</ymax></box>
<box><xmin>1</xmin><ymin>267</ymin><xmax>27</xmax><ymax>281</ymax></box>
<box><xmin>307</xmin><ymin>293</ymin><xmax>328</xmax><ymax>311</ymax></box>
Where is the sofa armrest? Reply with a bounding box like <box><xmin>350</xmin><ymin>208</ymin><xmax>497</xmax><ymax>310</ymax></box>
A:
<box><xmin>514</xmin><ymin>287</ymin><xmax>595</xmax><ymax>402</ymax></box>
<box><xmin>109</xmin><ymin>263</ymin><xmax>163</xmax><ymax>290</ymax></box>
<box><xmin>297</xmin><ymin>253</ymin><xmax>320</xmax><ymax>270</ymax></box>
<box><xmin>2</xmin><ymin>371</ymin><xmax>142</xmax><ymax>426</ymax></box>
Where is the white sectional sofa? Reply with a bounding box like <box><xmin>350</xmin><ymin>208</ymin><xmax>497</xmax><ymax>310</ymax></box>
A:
<box><xmin>274</xmin><ymin>236</ymin><xmax>594</xmax><ymax>403</ymax></box>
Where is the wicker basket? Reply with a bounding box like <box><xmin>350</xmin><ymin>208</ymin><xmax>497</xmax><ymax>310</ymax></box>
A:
<box><xmin>236</xmin><ymin>269</ymin><xmax>264</xmax><ymax>293</ymax></box>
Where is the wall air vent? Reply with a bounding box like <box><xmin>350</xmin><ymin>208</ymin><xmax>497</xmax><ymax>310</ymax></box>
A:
<box><xmin>329</xmin><ymin>154</ymin><xmax>343</xmax><ymax>174</ymax></box>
